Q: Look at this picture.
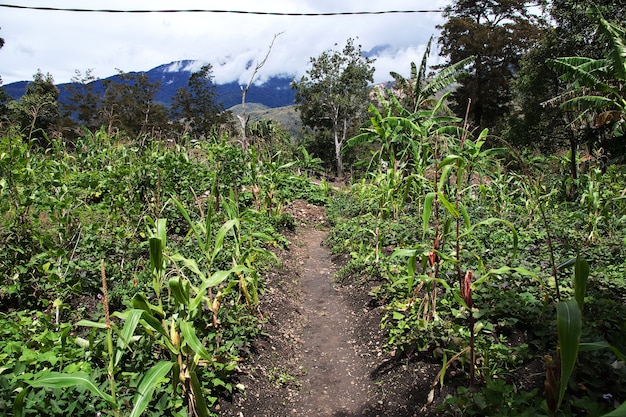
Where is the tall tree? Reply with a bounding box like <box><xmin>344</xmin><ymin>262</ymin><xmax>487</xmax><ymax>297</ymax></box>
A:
<box><xmin>292</xmin><ymin>38</ymin><xmax>375</xmax><ymax>178</ymax></box>
<box><xmin>100</xmin><ymin>71</ymin><xmax>168</xmax><ymax>138</ymax></box>
<box><xmin>437</xmin><ymin>0</ymin><xmax>545</xmax><ymax>133</ymax></box>
<box><xmin>60</xmin><ymin>69</ymin><xmax>101</xmax><ymax>132</ymax></box>
<box><xmin>546</xmin><ymin>11</ymin><xmax>626</xmax><ymax>156</ymax></box>
<box><xmin>390</xmin><ymin>36</ymin><xmax>474</xmax><ymax>115</ymax></box>
<box><xmin>8</xmin><ymin>70</ymin><xmax>59</xmax><ymax>143</ymax></box>
<box><xmin>171</xmin><ymin>64</ymin><xmax>233</xmax><ymax>139</ymax></box>
<box><xmin>237</xmin><ymin>32</ymin><xmax>282</xmax><ymax>149</ymax></box>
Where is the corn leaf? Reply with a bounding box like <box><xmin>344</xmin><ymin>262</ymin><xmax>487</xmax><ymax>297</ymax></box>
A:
<box><xmin>131</xmin><ymin>293</ymin><xmax>165</xmax><ymax>320</ymax></box>
<box><xmin>13</xmin><ymin>387</ymin><xmax>28</xmax><ymax>417</ymax></box>
<box><xmin>114</xmin><ymin>309</ymin><xmax>144</xmax><ymax>367</ymax></box>
<box><xmin>422</xmin><ymin>192</ymin><xmax>435</xmax><ymax>236</ymax></box>
<box><xmin>172</xmin><ymin>196</ymin><xmax>206</xmax><ymax>253</ymax></box>
<box><xmin>603</xmin><ymin>401</ymin><xmax>626</xmax><ymax>417</ymax></box>
<box><xmin>149</xmin><ymin>237</ymin><xmax>163</xmax><ymax>276</ymax></box>
<box><xmin>437</xmin><ymin>191</ymin><xmax>460</xmax><ymax>218</ymax></box>
<box><xmin>129</xmin><ymin>361</ymin><xmax>173</xmax><ymax>417</ymax></box>
<box><xmin>169</xmin><ymin>276</ymin><xmax>190</xmax><ymax>307</ymax></box>
<box><xmin>460</xmin><ymin>204</ymin><xmax>471</xmax><ymax>231</ymax></box>
<box><xmin>28</xmin><ymin>371</ymin><xmax>116</xmax><ymax>406</ymax></box>
<box><xmin>574</xmin><ymin>255</ymin><xmax>589</xmax><ymax>311</ymax></box>
<box><xmin>170</xmin><ymin>254</ymin><xmax>206</xmax><ymax>281</ymax></box>
<box><xmin>189</xmin><ymin>369</ymin><xmax>209</xmax><ymax>417</ymax></box>
<box><xmin>75</xmin><ymin>319</ymin><xmax>108</xmax><ymax>329</ymax></box>
<box><xmin>212</xmin><ymin>219</ymin><xmax>239</xmax><ymax>263</ymax></box>
<box><xmin>557</xmin><ymin>300</ymin><xmax>582</xmax><ymax>408</ymax></box>
<box><xmin>179</xmin><ymin>321</ymin><xmax>212</xmax><ymax>361</ymax></box>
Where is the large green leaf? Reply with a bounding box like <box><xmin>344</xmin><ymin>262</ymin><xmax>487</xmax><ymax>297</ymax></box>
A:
<box><xmin>212</xmin><ymin>219</ymin><xmax>239</xmax><ymax>263</ymax></box>
<box><xmin>13</xmin><ymin>386</ymin><xmax>28</xmax><ymax>417</ymax></box>
<box><xmin>172</xmin><ymin>196</ymin><xmax>206</xmax><ymax>253</ymax></box>
<box><xmin>189</xmin><ymin>369</ymin><xmax>209</xmax><ymax>417</ymax></box>
<box><xmin>28</xmin><ymin>371</ymin><xmax>116</xmax><ymax>406</ymax></box>
<box><xmin>603</xmin><ymin>399</ymin><xmax>626</xmax><ymax>416</ymax></box>
<box><xmin>179</xmin><ymin>320</ymin><xmax>212</xmax><ymax>361</ymax></box>
<box><xmin>170</xmin><ymin>253</ymin><xmax>205</xmax><ymax>280</ymax></box>
<box><xmin>75</xmin><ymin>319</ymin><xmax>108</xmax><ymax>329</ymax></box>
<box><xmin>557</xmin><ymin>300</ymin><xmax>582</xmax><ymax>408</ymax></box>
<box><xmin>437</xmin><ymin>191</ymin><xmax>459</xmax><ymax>218</ymax></box>
<box><xmin>422</xmin><ymin>192</ymin><xmax>436</xmax><ymax>236</ymax></box>
<box><xmin>113</xmin><ymin>309</ymin><xmax>144</xmax><ymax>367</ymax></box>
<box><xmin>474</xmin><ymin>265</ymin><xmax>542</xmax><ymax>288</ymax></box>
<box><xmin>129</xmin><ymin>361</ymin><xmax>173</xmax><ymax>417</ymax></box>
<box><xmin>149</xmin><ymin>237</ymin><xmax>164</xmax><ymax>276</ymax></box>
<box><xmin>169</xmin><ymin>276</ymin><xmax>191</xmax><ymax>307</ymax></box>
<box><xmin>131</xmin><ymin>292</ymin><xmax>165</xmax><ymax>320</ymax></box>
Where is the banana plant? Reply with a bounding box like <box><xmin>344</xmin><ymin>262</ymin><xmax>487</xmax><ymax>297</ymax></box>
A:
<box><xmin>547</xmin><ymin>8</ymin><xmax>626</xmax><ymax>138</ymax></box>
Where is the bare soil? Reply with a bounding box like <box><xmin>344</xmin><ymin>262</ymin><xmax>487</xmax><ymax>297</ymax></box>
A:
<box><xmin>217</xmin><ymin>201</ymin><xmax>446</xmax><ymax>417</ymax></box>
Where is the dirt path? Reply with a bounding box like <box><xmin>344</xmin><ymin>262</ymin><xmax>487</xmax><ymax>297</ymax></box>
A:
<box><xmin>218</xmin><ymin>201</ymin><xmax>440</xmax><ymax>417</ymax></box>
<box><xmin>293</xmin><ymin>229</ymin><xmax>374</xmax><ymax>416</ymax></box>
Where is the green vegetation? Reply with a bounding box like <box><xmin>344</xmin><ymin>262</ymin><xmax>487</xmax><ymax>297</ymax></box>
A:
<box><xmin>1</xmin><ymin>2</ymin><xmax>626</xmax><ymax>416</ymax></box>
<box><xmin>327</xmin><ymin>90</ymin><xmax>626</xmax><ymax>415</ymax></box>
<box><xmin>0</xmin><ymin>128</ymin><xmax>325</xmax><ymax>416</ymax></box>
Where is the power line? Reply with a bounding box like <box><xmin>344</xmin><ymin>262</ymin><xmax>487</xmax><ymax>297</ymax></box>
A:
<box><xmin>0</xmin><ymin>3</ymin><xmax>444</xmax><ymax>15</ymax></box>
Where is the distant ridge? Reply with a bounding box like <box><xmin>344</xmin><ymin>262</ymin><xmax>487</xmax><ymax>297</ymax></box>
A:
<box><xmin>3</xmin><ymin>60</ymin><xmax>296</xmax><ymax>109</ymax></box>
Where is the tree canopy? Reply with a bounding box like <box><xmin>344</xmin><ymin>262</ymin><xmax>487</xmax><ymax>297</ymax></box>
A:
<box><xmin>7</xmin><ymin>70</ymin><xmax>59</xmax><ymax>143</ymax></box>
<box><xmin>509</xmin><ymin>0</ymin><xmax>626</xmax><ymax>153</ymax></box>
<box><xmin>100</xmin><ymin>71</ymin><xmax>168</xmax><ymax>139</ymax></box>
<box><xmin>437</xmin><ymin>0</ymin><xmax>546</xmax><ymax>133</ymax></box>
<box><xmin>292</xmin><ymin>38</ymin><xmax>375</xmax><ymax>178</ymax></box>
<box><xmin>171</xmin><ymin>64</ymin><xmax>233</xmax><ymax>139</ymax></box>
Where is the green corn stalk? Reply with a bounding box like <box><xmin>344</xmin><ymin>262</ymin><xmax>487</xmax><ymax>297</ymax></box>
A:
<box><xmin>546</xmin><ymin>255</ymin><xmax>589</xmax><ymax>415</ymax></box>
<box><xmin>555</xmin><ymin>299</ymin><xmax>582</xmax><ymax>410</ymax></box>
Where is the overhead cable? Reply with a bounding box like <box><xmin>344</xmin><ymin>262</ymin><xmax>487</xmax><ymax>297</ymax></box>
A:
<box><xmin>0</xmin><ymin>4</ymin><xmax>444</xmax><ymax>15</ymax></box>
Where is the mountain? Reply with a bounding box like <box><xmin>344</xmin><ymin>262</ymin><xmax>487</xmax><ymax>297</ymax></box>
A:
<box><xmin>229</xmin><ymin>103</ymin><xmax>301</xmax><ymax>139</ymax></box>
<box><xmin>3</xmin><ymin>60</ymin><xmax>296</xmax><ymax>109</ymax></box>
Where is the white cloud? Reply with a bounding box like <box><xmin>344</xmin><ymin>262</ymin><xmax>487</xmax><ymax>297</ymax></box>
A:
<box><xmin>0</xmin><ymin>0</ymin><xmax>450</xmax><ymax>85</ymax></box>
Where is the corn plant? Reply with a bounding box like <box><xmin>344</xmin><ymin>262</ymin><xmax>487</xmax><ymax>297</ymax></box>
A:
<box><xmin>173</xmin><ymin>190</ymin><xmax>276</xmax><ymax>309</ymax></box>
<box><xmin>545</xmin><ymin>255</ymin><xmax>588</xmax><ymax>416</ymax></box>
<box><xmin>20</xmin><ymin>261</ymin><xmax>173</xmax><ymax>417</ymax></box>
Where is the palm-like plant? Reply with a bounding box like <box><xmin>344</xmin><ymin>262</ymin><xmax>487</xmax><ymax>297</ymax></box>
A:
<box><xmin>345</xmin><ymin>39</ymin><xmax>473</xmax><ymax>173</ymax></box>
<box><xmin>389</xmin><ymin>36</ymin><xmax>474</xmax><ymax>115</ymax></box>
<box><xmin>546</xmin><ymin>9</ymin><xmax>626</xmax><ymax>139</ymax></box>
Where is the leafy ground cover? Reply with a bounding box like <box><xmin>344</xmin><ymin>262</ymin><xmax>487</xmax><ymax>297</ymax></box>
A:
<box><xmin>0</xmin><ymin>129</ymin><xmax>328</xmax><ymax>416</ymax></box>
<box><xmin>323</xmin><ymin>130</ymin><xmax>626</xmax><ymax>415</ymax></box>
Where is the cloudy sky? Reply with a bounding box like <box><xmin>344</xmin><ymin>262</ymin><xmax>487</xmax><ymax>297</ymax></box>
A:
<box><xmin>0</xmin><ymin>1</ymin><xmax>451</xmax><ymax>86</ymax></box>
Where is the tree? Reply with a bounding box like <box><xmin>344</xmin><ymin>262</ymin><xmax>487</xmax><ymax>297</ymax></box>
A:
<box><xmin>292</xmin><ymin>38</ymin><xmax>375</xmax><ymax>178</ymax></box>
<box><xmin>437</xmin><ymin>0</ymin><xmax>545</xmax><ymax>133</ymax></box>
<box><xmin>390</xmin><ymin>36</ymin><xmax>474</xmax><ymax>115</ymax></box>
<box><xmin>170</xmin><ymin>64</ymin><xmax>233</xmax><ymax>139</ymax></box>
<box><xmin>546</xmin><ymin>11</ymin><xmax>626</xmax><ymax>157</ymax></box>
<box><xmin>0</xmin><ymin>27</ymin><xmax>9</xmax><ymax>120</ymax></box>
<box><xmin>509</xmin><ymin>0</ymin><xmax>626</xmax><ymax>153</ymax></box>
<box><xmin>237</xmin><ymin>32</ymin><xmax>282</xmax><ymax>149</ymax></box>
<box><xmin>100</xmin><ymin>71</ymin><xmax>168</xmax><ymax>138</ymax></box>
<box><xmin>347</xmin><ymin>40</ymin><xmax>472</xmax><ymax>172</ymax></box>
<box><xmin>60</xmin><ymin>69</ymin><xmax>101</xmax><ymax>133</ymax></box>
<box><xmin>8</xmin><ymin>70</ymin><xmax>59</xmax><ymax>143</ymax></box>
